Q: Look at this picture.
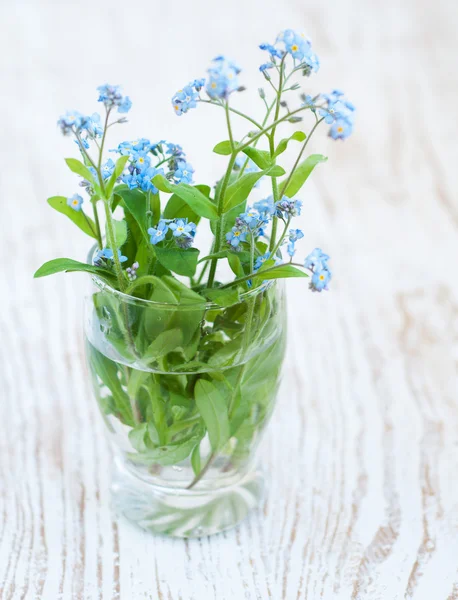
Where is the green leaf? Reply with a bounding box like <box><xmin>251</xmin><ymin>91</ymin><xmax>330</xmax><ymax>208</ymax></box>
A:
<box><xmin>255</xmin><ymin>263</ymin><xmax>308</xmax><ymax>282</ymax></box>
<box><xmin>242</xmin><ymin>147</ymin><xmax>272</xmax><ymax>169</ymax></box>
<box><xmin>47</xmin><ymin>196</ymin><xmax>98</xmax><ymax>239</ymax></box>
<box><xmin>116</xmin><ymin>188</ymin><xmax>149</xmax><ymax>236</ymax></box>
<box><xmin>213</xmin><ymin>140</ymin><xmax>233</xmax><ymax>155</ymax></box>
<box><xmin>127</xmin><ymin>431</ymin><xmax>204</xmax><ymax>466</ymax></box>
<box><xmin>227</xmin><ymin>252</ymin><xmax>245</xmax><ymax>279</ymax></box>
<box><xmin>153</xmin><ymin>175</ymin><xmax>218</xmax><ymax>220</ymax></box>
<box><xmin>65</xmin><ymin>158</ymin><xmax>97</xmax><ymax>186</ymax></box>
<box><xmin>202</xmin><ymin>287</ymin><xmax>240</xmax><ymax>307</ymax></box>
<box><xmin>280</xmin><ymin>154</ymin><xmax>327</xmax><ymax>197</ymax></box>
<box><xmin>194</xmin><ymin>379</ymin><xmax>230</xmax><ymax>452</ymax></box>
<box><xmin>274</xmin><ymin>131</ymin><xmax>306</xmax><ymax>157</ymax></box>
<box><xmin>223</xmin><ymin>171</ymin><xmax>265</xmax><ymax>212</ymax></box>
<box><xmin>163</xmin><ymin>185</ymin><xmax>210</xmax><ymax>224</ymax></box>
<box><xmin>105</xmin><ymin>155</ymin><xmax>129</xmax><ymax>197</ymax></box>
<box><xmin>87</xmin><ymin>344</ymin><xmax>135</xmax><ymax>426</ymax></box>
<box><xmin>267</xmin><ymin>165</ymin><xmax>286</xmax><ymax>176</ymax></box>
<box><xmin>143</xmin><ymin>328</ymin><xmax>183</xmax><ymax>362</ymax></box>
<box><xmin>106</xmin><ymin>218</ymin><xmax>128</xmax><ymax>248</ymax></box>
<box><xmin>153</xmin><ymin>174</ymin><xmax>175</xmax><ymax>193</ymax></box>
<box><xmin>34</xmin><ymin>258</ymin><xmax>115</xmax><ymax>282</ymax></box>
<box><xmin>154</xmin><ymin>247</ymin><xmax>199</xmax><ymax>277</ymax></box>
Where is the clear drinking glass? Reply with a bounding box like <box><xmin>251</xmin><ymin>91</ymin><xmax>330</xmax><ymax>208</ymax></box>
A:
<box><xmin>84</xmin><ymin>250</ymin><xmax>286</xmax><ymax>537</ymax></box>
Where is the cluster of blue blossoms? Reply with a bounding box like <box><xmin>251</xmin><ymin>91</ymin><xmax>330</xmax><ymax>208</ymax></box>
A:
<box><xmin>94</xmin><ymin>247</ymin><xmax>128</xmax><ymax>265</ymax></box>
<box><xmin>304</xmin><ymin>89</ymin><xmax>355</xmax><ymax>140</ymax></box>
<box><xmin>304</xmin><ymin>248</ymin><xmax>332</xmax><ymax>292</ymax></box>
<box><xmin>148</xmin><ymin>218</ymin><xmax>197</xmax><ymax>249</ymax></box>
<box><xmin>172</xmin><ymin>79</ymin><xmax>205</xmax><ymax>116</ymax></box>
<box><xmin>172</xmin><ymin>56</ymin><xmax>241</xmax><ymax>116</ymax></box>
<box><xmin>57</xmin><ymin>84</ymin><xmax>131</xmax><ymax>140</ymax></box>
<box><xmin>109</xmin><ymin>139</ymin><xmax>194</xmax><ymax>193</ymax></box>
<box><xmin>259</xmin><ymin>29</ymin><xmax>320</xmax><ymax>77</ymax></box>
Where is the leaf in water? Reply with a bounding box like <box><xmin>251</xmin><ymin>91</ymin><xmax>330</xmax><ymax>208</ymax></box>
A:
<box><xmin>143</xmin><ymin>328</ymin><xmax>183</xmax><ymax>362</ymax></box>
<box><xmin>274</xmin><ymin>131</ymin><xmax>306</xmax><ymax>157</ymax></box>
<box><xmin>280</xmin><ymin>154</ymin><xmax>327</xmax><ymax>197</ymax></box>
<box><xmin>202</xmin><ymin>287</ymin><xmax>240</xmax><ymax>307</ymax></box>
<box><xmin>191</xmin><ymin>443</ymin><xmax>201</xmax><ymax>476</ymax></box>
<box><xmin>194</xmin><ymin>379</ymin><xmax>230</xmax><ymax>451</ymax></box>
<box><xmin>154</xmin><ymin>247</ymin><xmax>199</xmax><ymax>277</ymax></box>
<box><xmin>34</xmin><ymin>258</ymin><xmax>115</xmax><ymax>282</ymax></box>
<box><xmin>47</xmin><ymin>196</ymin><xmax>98</xmax><ymax>239</ymax></box>
<box><xmin>128</xmin><ymin>428</ymin><xmax>205</xmax><ymax>466</ymax></box>
<box><xmin>128</xmin><ymin>423</ymin><xmax>149</xmax><ymax>452</ymax></box>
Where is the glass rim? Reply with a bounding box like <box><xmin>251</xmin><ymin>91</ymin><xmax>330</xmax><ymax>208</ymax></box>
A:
<box><xmin>87</xmin><ymin>243</ymin><xmax>275</xmax><ymax>310</ymax></box>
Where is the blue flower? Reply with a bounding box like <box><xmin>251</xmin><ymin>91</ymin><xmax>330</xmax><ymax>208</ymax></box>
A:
<box><xmin>174</xmin><ymin>161</ymin><xmax>194</xmax><ymax>184</ymax></box>
<box><xmin>304</xmin><ymin>247</ymin><xmax>330</xmax><ymax>271</ymax></box>
<box><xmin>286</xmin><ymin>228</ymin><xmax>304</xmax><ymax>257</ymax></box>
<box><xmin>169</xmin><ymin>218</ymin><xmax>195</xmax><ymax>239</ymax></box>
<box><xmin>75</xmin><ymin>137</ymin><xmax>90</xmax><ymax>150</ymax></box>
<box><xmin>67</xmin><ymin>194</ymin><xmax>83</xmax><ymax>211</ymax></box>
<box><xmin>172</xmin><ymin>82</ymin><xmax>201</xmax><ymax>116</ymax></box>
<box><xmin>310</xmin><ymin>266</ymin><xmax>332</xmax><ymax>292</ymax></box>
<box><xmin>240</xmin><ymin>208</ymin><xmax>262</xmax><ymax>229</ymax></box>
<box><xmin>254</xmin><ymin>251</ymin><xmax>271</xmax><ymax>270</ymax></box>
<box><xmin>95</xmin><ymin>248</ymin><xmax>128</xmax><ymax>263</ymax></box>
<box><xmin>97</xmin><ymin>84</ymin><xmax>132</xmax><ymax>113</ymax></box>
<box><xmin>253</xmin><ymin>196</ymin><xmax>276</xmax><ymax>216</ymax></box>
<box><xmin>57</xmin><ymin>111</ymin><xmax>86</xmax><ymax>135</ymax></box>
<box><xmin>192</xmin><ymin>78</ymin><xmax>206</xmax><ymax>91</ymax></box>
<box><xmin>226</xmin><ymin>226</ymin><xmax>247</xmax><ymax>248</ymax></box>
<box><xmin>259</xmin><ymin>63</ymin><xmax>274</xmax><ymax>78</ymax></box>
<box><xmin>118</xmin><ymin>96</ymin><xmax>132</xmax><ymax>113</ymax></box>
<box><xmin>206</xmin><ymin>56</ymin><xmax>241</xmax><ymax>99</ymax></box>
<box><xmin>329</xmin><ymin>118</ymin><xmax>353</xmax><ymax>140</ymax></box>
<box><xmin>165</xmin><ymin>142</ymin><xmax>185</xmax><ymax>158</ymax></box>
<box><xmin>148</xmin><ymin>220</ymin><xmax>169</xmax><ymax>245</ymax></box>
<box><xmin>101</xmin><ymin>158</ymin><xmax>116</xmax><ymax>180</ymax></box>
<box><xmin>134</xmin><ymin>151</ymin><xmax>151</xmax><ymax>172</ymax></box>
<box><xmin>259</xmin><ymin>43</ymin><xmax>284</xmax><ymax>59</ymax></box>
<box><xmin>83</xmin><ymin>113</ymin><xmax>104</xmax><ymax>138</ymax></box>
<box><xmin>137</xmin><ymin>167</ymin><xmax>163</xmax><ymax>193</ymax></box>
<box><xmin>319</xmin><ymin>91</ymin><xmax>355</xmax><ymax>139</ymax></box>
<box><xmin>276</xmin><ymin>30</ymin><xmax>320</xmax><ymax>73</ymax></box>
<box><xmin>275</xmin><ymin>196</ymin><xmax>302</xmax><ymax>217</ymax></box>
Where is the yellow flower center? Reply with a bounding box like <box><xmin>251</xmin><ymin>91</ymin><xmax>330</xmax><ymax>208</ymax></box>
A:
<box><xmin>211</xmin><ymin>82</ymin><xmax>217</xmax><ymax>89</ymax></box>
<box><xmin>234</xmin><ymin>231</ymin><xmax>240</xmax><ymax>237</ymax></box>
<box><xmin>183</xmin><ymin>170</ymin><xmax>188</xmax><ymax>176</ymax></box>
<box><xmin>72</xmin><ymin>200</ymin><xmax>79</xmax><ymax>205</ymax></box>
<box><xmin>337</xmin><ymin>126</ymin><xmax>344</xmax><ymax>133</ymax></box>
<box><xmin>177</xmin><ymin>227</ymin><xmax>184</xmax><ymax>232</ymax></box>
<box><xmin>319</xmin><ymin>274</ymin><xmax>325</xmax><ymax>281</ymax></box>
<box><xmin>174</xmin><ymin>105</ymin><xmax>179</xmax><ymax>110</ymax></box>
<box><xmin>138</xmin><ymin>157</ymin><xmax>144</xmax><ymax>164</ymax></box>
<box><xmin>291</xmin><ymin>44</ymin><xmax>299</xmax><ymax>52</ymax></box>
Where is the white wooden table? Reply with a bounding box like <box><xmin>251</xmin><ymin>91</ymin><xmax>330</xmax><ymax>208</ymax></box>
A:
<box><xmin>2</xmin><ymin>0</ymin><xmax>458</xmax><ymax>598</ymax></box>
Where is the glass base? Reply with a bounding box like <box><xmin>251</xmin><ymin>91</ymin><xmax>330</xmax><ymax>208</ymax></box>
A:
<box><xmin>111</xmin><ymin>457</ymin><xmax>266</xmax><ymax>538</ymax></box>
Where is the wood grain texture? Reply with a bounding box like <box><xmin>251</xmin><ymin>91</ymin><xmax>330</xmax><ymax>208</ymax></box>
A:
<box><xmin>1</xmin><ymin>0</ymin><xmax>457</xmax><ymax>598</ymax></box>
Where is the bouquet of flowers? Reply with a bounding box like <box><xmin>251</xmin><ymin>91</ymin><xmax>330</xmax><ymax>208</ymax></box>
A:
<box><xmin>35</xmin><ymin>29</ymin><xmax>355</xmax><ymax>537</ymax></box>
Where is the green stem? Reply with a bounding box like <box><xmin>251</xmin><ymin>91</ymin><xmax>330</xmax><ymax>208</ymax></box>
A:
<box><xmin>91</xmin><ymin>200</ymin><xmax>103</xmax><ymax>249</ymax></box>
<box><xmin>103</xmin><ymin>199</ymin><xmax>126</xmax><ymax>292</ymax></box>
<box><xmin>199</xmin><ymin>99</ymin><xmax>263</xmax><ymax>130</ymax></box>
<box><xmin>186</xmin><ymin>450</ymin><xmax>217</xmax><ymax>490</ymax></box>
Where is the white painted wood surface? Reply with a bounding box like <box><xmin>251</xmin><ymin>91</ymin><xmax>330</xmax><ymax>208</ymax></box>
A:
<box><xmin>1</xmin><ymin>0</ymin><xmax>458</xmax><ymax>597</ymax></box>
